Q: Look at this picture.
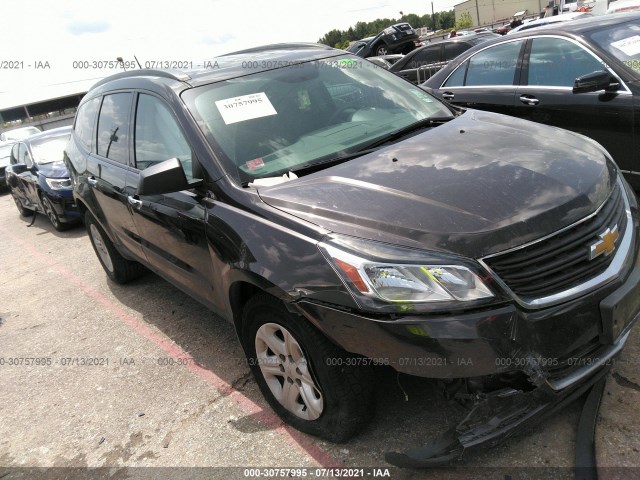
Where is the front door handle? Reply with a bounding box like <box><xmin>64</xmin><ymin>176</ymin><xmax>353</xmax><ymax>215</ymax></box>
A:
<box><xmin>442</xmin><ymin>91</ymin><xmax>455</xmax><ymax>100</ymax></box>
<box><xmin>519</xmin><ymin>95</ymin><xmax>539</xmax><ymax>106</ymax></box>
<box><xmin>128</xmin><ymin>195</ymin><xmax>142</xmax><ymax>208</ymax></box>
<box><xmin>87</xmin><ymin>176</ymin><xmax>98</xmax><ymax>186</ymax></box>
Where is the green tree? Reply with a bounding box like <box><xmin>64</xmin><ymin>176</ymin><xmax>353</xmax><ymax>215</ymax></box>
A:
<box><xmin>455</xmin><ymin>12</ymin><xmax>473</xmax><ymax>30</ymax></box>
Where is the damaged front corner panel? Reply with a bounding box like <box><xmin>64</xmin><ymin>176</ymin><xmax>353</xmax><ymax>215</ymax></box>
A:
<box><xmin>385</xmin><ymin>364</ymin><xmax>612</xmax><ymax>468</ymax></box>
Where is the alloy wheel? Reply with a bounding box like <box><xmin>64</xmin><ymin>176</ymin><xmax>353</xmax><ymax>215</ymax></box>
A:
<box><xmin>254</xmin><ymin>322</ymin><xmax>324</xmax><ymax>420</ymax></box>
<box><xmin>89</xmin><ymin>223</ymin><xmax>114</xmax><ymax>273</ymax></box>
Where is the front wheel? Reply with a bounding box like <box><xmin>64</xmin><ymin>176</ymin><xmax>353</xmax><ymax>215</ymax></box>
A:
<box><xmin>85</xmin><ymin>211</ymin><xmax>146</xmax><ymax>284</ymax></box>
<box><xmin>243</xmin><ymin>293</ymin><xmax>375</xmax><ymax>442</ymax></box>
<box><xmin>40</xmin><ymin>193</ymin><xmax>68</xmax><ymax>231</ymax></box>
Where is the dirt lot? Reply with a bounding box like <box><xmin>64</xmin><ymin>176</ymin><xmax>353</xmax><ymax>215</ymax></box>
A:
<box><xmin>0</xmin><ymin>189</ymin><xmax>639</xmax><ymax>480</ymax></box>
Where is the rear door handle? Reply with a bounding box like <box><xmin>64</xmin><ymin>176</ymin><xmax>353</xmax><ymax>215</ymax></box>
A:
<box><xmin>128</xmin><ymin>196</ymin><xmax>142</xmax><ymax>208</ymax></box>
<box><xmin>87</xmin><ymin>176</ymin><xmax>98</xmax><ymax>186</ymax></box>
<box><xmin>519</xmin><ymin>95</ymin><xmax>539</xmax><ymax>106</ymax></box>
<box><xmin>442</xmin><ymin>92</ymin><xmax>455</xmax><ymax>100</ymax></box>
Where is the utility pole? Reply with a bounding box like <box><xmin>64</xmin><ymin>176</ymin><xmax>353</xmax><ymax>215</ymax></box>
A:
<box><xmin>475</xmin><ymin>0</ymin><xmax>481</xmax><ymax>26</ymax></box>
<box><xmin>431</xmin><ymin>1</ymin><xmax>436</xmax><ymax>30</ymax></box>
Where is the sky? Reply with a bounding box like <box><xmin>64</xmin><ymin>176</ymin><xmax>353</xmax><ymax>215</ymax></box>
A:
<box><xmin>0</xmin><ymin>0</ymin><xmax>458</xmax><ymax>101</ymax></box>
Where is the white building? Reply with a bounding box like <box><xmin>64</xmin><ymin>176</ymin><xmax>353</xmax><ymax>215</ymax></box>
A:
<box><xmin>455</xmin><ymin>0</ymin><xmax>546</xmax><ymax>25</ymax></box>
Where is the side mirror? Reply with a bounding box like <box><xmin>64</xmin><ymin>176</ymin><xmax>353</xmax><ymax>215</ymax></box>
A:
<box><xmin>573</xmin><ymin>70</ymin><xmax>620</xmax><ymax>94</ymax></box>
<box><xmin>136</xmin><ymin>158</ymin><xmax>202</xmax><ymax>196</ymax></box>
<box><xmin>10</xmin><ymin>163</ymin><xmax>28</xmax><ymax>175</ymax></box>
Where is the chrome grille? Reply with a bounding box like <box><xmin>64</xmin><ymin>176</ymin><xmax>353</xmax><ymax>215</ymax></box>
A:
<box><xmin>484</xmin><ymin>185</ymin><xmax>626</xmax><ymax>300</ymax></box>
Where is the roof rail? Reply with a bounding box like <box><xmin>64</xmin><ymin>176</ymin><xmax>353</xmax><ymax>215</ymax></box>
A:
<box><xmin>220</xmin><ymin>43</ymin><xmax>333</xmax><ymax>57</ymax></box>
<box><xmin>90</xmin><ymin>69</ymin><xmax>191</xmax><ymax>90</ymax></box>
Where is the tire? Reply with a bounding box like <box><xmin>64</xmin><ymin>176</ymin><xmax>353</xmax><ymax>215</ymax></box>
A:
<box><xmin>40</xmin><ymin>193</ymin><xmax>68</xmax><ymax>231</ymax></box>
<box><xmin>375</xmin><ymin>44</ymin><xmax>388</xmax><ymax>56</ymax></box>
<box><xmin>11</xmin><ymin>192</ymin><xmax>33</xmax><ymax>217</ymax></box>
<box><xmin>84</xmin><ymin>210</ymin><xmax>146</xmax><ymax>284</ymax></box>
<box><xmin>243</xmin><ymin>293</ymin><xmax>375</xmax><ymax>442</ymax></box>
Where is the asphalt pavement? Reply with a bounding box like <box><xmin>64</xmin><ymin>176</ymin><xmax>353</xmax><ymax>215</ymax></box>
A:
<box><xmin>0</xmin><ymin>190</ymin><xmax>639</xmax><ymax>480</ymax></box>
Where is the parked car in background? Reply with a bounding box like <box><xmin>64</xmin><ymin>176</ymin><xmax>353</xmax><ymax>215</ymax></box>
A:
<box><xmin>366</xmin><ymin>54</ymin><xmax>404</xmax><ymax>69</ymax></box>
<box><xmin>607</xmin><ymin>0</ymin><xmax>640</xmax><ymax>13</ymax></box>
<box><xmin>65</xmin><ymin>44</ymin><xmax>640</xmax><ymax>467</ymax></box>
<box><xmin>346</xmin><ymin>23</ymin><xmax>419</xmax><ymax>57</ymax></box>
<box><xmin>507</xmin><ymin>11</ymin><xmax>590</xmax><ymax>34</ymax></box>
<box><xmin>422</xmin><ymin>13</ymin><xmax>640</xmax><ymax>190</ymax></box>
<box><xmin>0</xmin><ymin>125</ymin><xmax>41</xmax><ymax>142</ymax></box>
<box><xmin>0</xmin><ymin>141</ymin><xmax>14</xmax><ymax>189</ymax></box>
<box><xmin>5</xmin><ymin>126</ymin><xmax>80</xmax><ymax>230</ymax></box>
<box><xmin>388</xmin><ymin>33</ymin><xmax>500</xmax><ymax>84</ymax></box>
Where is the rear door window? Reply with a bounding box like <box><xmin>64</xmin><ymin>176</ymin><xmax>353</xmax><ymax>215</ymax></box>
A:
<box><xmin>464</xmin><ymin>40</ymin><xmax>524</xmax><ymax>86</ymax></box>
<box><xmin>97</xmin><ymin>93</ymin><xmax>133</xmax><ymax>164</ymax></box>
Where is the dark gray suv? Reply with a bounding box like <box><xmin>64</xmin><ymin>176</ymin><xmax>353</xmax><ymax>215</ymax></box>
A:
<box><xmin>65</xmin><ymin>43</ymin><xmax>640</xmax><ymax>467</ymax></box>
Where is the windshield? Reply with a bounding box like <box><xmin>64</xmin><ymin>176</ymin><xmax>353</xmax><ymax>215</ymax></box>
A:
<box><xmin>30</xmin><ymin>135</ymin><xmax>70</xmax><ymax>165</ymax></box>
<box><xmin>183</xmin><ymin>56</ymin><xmax>453</xmax><ymax>184</ymax></box>
<box><xmin>589</xmin><ymin>17</ymin><xmax>640</xmax><ymax>74</ymax></box>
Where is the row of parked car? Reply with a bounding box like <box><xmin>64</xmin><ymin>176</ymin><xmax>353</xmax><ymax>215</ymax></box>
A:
<box><xmin>2</xmin><ymin>12</ymin><xmax>640</xmax><ymax>468</ymax></box>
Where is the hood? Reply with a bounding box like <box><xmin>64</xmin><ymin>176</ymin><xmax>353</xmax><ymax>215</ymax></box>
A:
<box><xmin>37</xmin><ymin>161</ymin><xmax>70</xmax><ymax>179</ymax></box>
<box><xmin>258</xmin><ymin>110</ymin><xmax>616</xmax><ymax>259</ymax></box>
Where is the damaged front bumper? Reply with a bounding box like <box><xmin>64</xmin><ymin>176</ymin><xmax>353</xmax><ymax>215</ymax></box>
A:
<box><xmin>295</xmin><ymin>240</ymin><xmax>640</xmax><ymax>467</ymax></box>
<box><xmin>385</xmin><ymin>331</ymin><xmax>627</xmax><ymax>468</ymax></box>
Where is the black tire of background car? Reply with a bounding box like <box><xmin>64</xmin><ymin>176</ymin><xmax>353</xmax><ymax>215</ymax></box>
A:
<box><xmin>376</xmin><ymin>45</ymin><xmax>389</xmax><ymax>56</ymax></box>
<box><xmin>11</xmin><ymin>192</ymin><xmax>34</xmax><ymax>217</ymax></box>
<box><xmin>40</xmin><ymin>193</ymin><xmax>68</xmax><ymax>232</ymax></box>
<box><xmin>243</xmin><ymin>293</ymin><xmax>375</xmax><ymax>442</ymax></box>
<box><xmin>84</xmin><ymin>211</ymin><xmax>146</xmax><ymax>284</ymax></box>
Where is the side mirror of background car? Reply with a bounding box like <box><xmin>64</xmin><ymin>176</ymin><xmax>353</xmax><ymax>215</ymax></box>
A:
<box><xmin>573</xmin><ymin>70</ymin><xmax>620</xmax><ymax>94</ymax></box>
<box><xmin>136</xmin><ymin>157</ymin><xmax>203</xmax><ymax>196</ymax></box>
<box><xmin>9</xmin><ymin>163</ymin><xmax>29</xmax><ymax>175</ymax></box>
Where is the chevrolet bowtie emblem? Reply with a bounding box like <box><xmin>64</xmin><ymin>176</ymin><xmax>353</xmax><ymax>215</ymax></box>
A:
<box><xmin>589</xmin><ymin>225</ymin><xmax>619</xmax><ymax>260</ymax></box>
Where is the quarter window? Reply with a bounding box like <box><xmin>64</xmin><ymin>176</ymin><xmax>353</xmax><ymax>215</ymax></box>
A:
<box><xmin>97</xmin><ymin>93</ymin><xmax>132</xmax><ymax>164</ymax></box>
<box><xmin>134</xmin><ymin>94</ymin><xmax>193</xmax><ymax>179</ymax></box>
<box><xmin>74</xmin><ymin>96</ymin><xmax>101</xmax><ymax>150</ymax></box>
<box><xmin>464</xmin><ymin>40</ymin><xmax>524</xmax><ymax>86</ymax></box>
<box><xmin>527</xmin><ymin>37</ymin><xmax>605</xmax><ymax>87</ymax></box>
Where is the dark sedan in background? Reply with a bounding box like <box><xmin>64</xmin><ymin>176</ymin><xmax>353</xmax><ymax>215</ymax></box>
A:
<box><xmin>347</xmin><ymin>23</ymin><xmax>419</xmax><ymax>57</ymax></box>
<box><xmin>422</xmin><ymin>13</ymin><xmax>640</xmax><ymax>189</ymax></box>
<box><xmin>389</xmin><ymin>32</ymin><xmax>500</xmax><ymax>84</ymax></box>
<box><xmin>0</xmin><ymin>141</ymin><xmax>14</xmax><ymax>189</ymax></box>
<box><xmin>5</xmin><ymin>126</ymin><xmax>80</xmax><ymax>230</ymax></box>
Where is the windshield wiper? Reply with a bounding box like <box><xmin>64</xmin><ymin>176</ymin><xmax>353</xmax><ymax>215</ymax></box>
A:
<box><xmin>290</xmin><ymin>148</ymin><xmax>380</xmax><ymax>175</ymax></box>
<box><xmin>363</xmin><ymin>117</ymin><xmax>453</xmax><ymax>150</ymax></box>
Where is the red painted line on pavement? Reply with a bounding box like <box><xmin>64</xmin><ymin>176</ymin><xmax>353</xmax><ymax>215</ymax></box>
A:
<box><xmin>0</xmin><ymin>224</ymin><xmax>342</xmax><ymax>467</ymax></box>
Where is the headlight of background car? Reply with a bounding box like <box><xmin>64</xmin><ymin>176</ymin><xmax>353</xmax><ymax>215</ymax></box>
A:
<box><xmin>319</xmin><ymin>235</ymin><xmax>499</xmax><ymax>313</ymax></box>
<box><xmin>45</xmin><ymin>178</ymin><xmax>72</xmax><ymax>190</ymax></box>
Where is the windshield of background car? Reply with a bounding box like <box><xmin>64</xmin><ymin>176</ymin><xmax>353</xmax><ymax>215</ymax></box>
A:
<box><xmin>30</xmin><ymin>135</ymin><xmax>70</xmax><ymax>165</ymax></box>
<box><xmin>2</xmin><ymin>127</ymin><xmax>41</xmax><ymax>141</ymax></box>
<box><xmin>183</xmin><ymin>56</ymin><xmax>452</xmax><ymax>184</ymax></box>
<box><xmin>588</xmin><ymin>17</ymin><xmax>640</xmax><ymax>74</ymax></box>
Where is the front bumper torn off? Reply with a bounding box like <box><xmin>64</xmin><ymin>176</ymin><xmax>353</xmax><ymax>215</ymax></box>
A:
<box><xmin>384</xmin><ymin>330</ymin><xmax>632</xmax><ymax>468</ymax></box>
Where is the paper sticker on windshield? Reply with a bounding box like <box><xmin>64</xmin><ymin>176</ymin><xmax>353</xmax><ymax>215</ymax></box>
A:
<box><xmin>611</xmin><ymin>35</ymin><xmax>640</xmax><ymax>56</ymax></box>
<box><xmin>215</xmin><ymin>92</ymin><xmax>277</xmax><ymax>125</ymax></box>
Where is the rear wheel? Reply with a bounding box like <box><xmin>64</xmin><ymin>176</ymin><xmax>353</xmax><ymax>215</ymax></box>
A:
<box><xmin>375</xmin><ymin>45</ymin><xmax>389</xmax><ymax>56</ymax></box>
<box><xmin>243</xmin><ymin>293</ymin><xmax>375</xmax><ymax>442</ymax></box>
<box><xmin>85</xmin><ymin>211</ymin><xmax>146</xmax><ymax>283</ymax></box>
<box><xmin>11</xmin><ymin>192</ymin><xmax>33</xmax><ymax>217</ymax></box>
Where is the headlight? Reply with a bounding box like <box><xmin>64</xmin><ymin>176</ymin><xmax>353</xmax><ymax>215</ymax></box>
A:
<box><xmin>319</xmin><ymin>235</ymin><xmax>495</xmax><ymax>311</ymax></box>
<box><xmin>45</xmin><ymin>178</ymin><xmax>72</xmax><ymax>190</ymax></box>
